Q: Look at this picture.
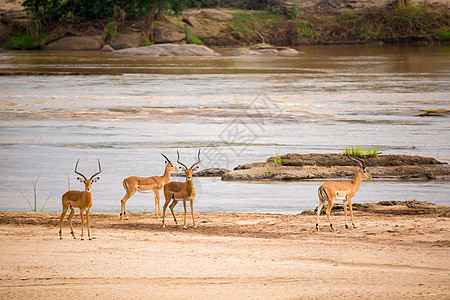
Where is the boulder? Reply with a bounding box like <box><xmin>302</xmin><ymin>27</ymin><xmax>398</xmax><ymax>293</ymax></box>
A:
<box><xmin>233</xmin><ymin>44</ymin><xmax>300</xmax><ymax>55</ymax></box>
<box><xmin>112</xmin><ymin>43</ymin><xmax>220</xmax><ymax>56</ymax></box>
<box><xmin>109</xmin><ymin>32</ymin><xmax>142</xmax><ymax>50</ymax></box>
<box><xmin>44</xmin><ymin>36</ymin><xmax>103</xmax><ymax>51</ymax></box>
<box><xmin>153</xmin><ymin>25</ymin><xmax>185</xmax><ymax>44</ymax></box>
<box><xmin>194</xmin><ymin>9</ymin><xmax>233</xmax><ymax>21</ymax></box>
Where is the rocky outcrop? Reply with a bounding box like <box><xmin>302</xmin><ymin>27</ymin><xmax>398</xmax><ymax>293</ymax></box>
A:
<box><xmin>153</xmin><ymin>23</ymin><xmax>185</xmax><ymax>44</ymax></box>
<box><xmin>181</xmin><ymin>9</ymin><xmax>239</xmax><ymax>46</ymax></box>
<box><xmin>44</xmin><ymin>36</ymin><xmax>103</xmax><ymax>51</ymax></box>
<box><xmin>109</xmin><ymin>32</ymin><xmax>142</xmax><ymax>50</ymax></box>
<box><xmin>222</xmin><ymin>153</ymin><xmax>449</xmax><ymax>181</ymax></box>
<box><xmin>111</xmin><ymin>43</ymin><xmax>220</xmax><ymax>56</ymax></box>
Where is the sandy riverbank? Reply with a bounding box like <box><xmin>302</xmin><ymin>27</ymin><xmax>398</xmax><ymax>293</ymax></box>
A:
<box><xmin>0</xmin><ymin>203</ymin><xmax>449</xmax><ymax>299</ymax></box>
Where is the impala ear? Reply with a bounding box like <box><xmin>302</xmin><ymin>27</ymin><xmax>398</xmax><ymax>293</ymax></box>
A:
<box><xmin>77</xmin><ymin>177</ymin><xmax>84</xmax><ymax>182</ymax></box>
<box><xmin>92</xmin><ymin>177</ymin><xmax>100</xmax><ymax>183</ymax></box>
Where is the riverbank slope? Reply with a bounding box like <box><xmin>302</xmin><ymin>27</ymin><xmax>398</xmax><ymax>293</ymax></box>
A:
<box><xmin>1</xmin><ymin>1</ymin><xmax>449</xmax><ymax>49</ymax></box>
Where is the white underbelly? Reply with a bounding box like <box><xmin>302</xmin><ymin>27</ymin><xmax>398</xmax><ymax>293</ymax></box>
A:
<box><xmin>335</xmin><ymin>191</ymin><xmax>348</xmax><ymax>200</ymax></box>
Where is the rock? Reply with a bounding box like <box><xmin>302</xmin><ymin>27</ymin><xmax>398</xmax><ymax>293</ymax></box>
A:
<box><xmin>195</xmin><ymin>9</ymin><xmax>233</xmax><ymax>21</ymax></box>
<box><xmin>100</xmin><ymin>44</ymin><xmax>115</xmax><ymax>52</ymax></box>
<box><xmin>153</xmin><ymin>24</ymin><xmax>185</xmax><ymax>44</ymax></box>
<box><xmin>44</xmin><ymin>36</ymin><xmax>103</xmax><ymax>51</ymax></box>
<box><xmin>182</xmin><ymin>15</ymin><xmax>201</xmax><ymax>28</ymax></box>
<box><xmin>109</xmin><ymin>32</ymin><xmax>142</xmax><ymax>50</ymax></box>
<box><xmin>112</xmin><ymin>43</ymin><xmax>220</xmax><ymax>56</ymax></box>
<box><xmin>181</xmin><ymin>9</ymin><xmax>239</xmax><ymax>46</ymax></box>
<box><xmin>195</xmin><ymin>168</ymin><xmax>230</xmax><ymax>177</ymax></box>
<box><xmin>233</xmin><ymin>44</ymin><xmax>300</xmax><ymax>55</ymax></box>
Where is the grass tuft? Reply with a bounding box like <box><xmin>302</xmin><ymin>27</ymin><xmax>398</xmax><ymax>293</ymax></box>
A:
<box><xmin>344</xmin><ymin>147</ymin><xmax>380</xmax><ymax>158</ymax></box>
<box><xmin>184</xmin><ymin>27</ymin><xmax>203</xmax><ymax>45</ymax></box>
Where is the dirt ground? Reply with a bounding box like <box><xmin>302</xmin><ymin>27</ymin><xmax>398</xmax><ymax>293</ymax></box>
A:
<box><xmin>0</xmin><ymin>205</ymin><xmax>449</xmax><ymax>299</ymax></box>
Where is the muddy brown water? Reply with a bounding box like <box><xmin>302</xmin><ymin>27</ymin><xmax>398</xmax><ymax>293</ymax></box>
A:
<box><xmin>0</xmin><ymin>44</ymin><xmax>449</xmax><ymax>213</ymax></box>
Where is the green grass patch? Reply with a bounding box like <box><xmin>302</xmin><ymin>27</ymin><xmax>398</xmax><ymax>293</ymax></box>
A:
<box><xmin>344</xmin><ymin>147</ymin><xmax>380</xmax><ymax>158</ymax></box>
<box><xmin>184</xmin><ymin>27</ymin><xmax>203</xmax><ymax>45</ymax></box>
<box><xmin>2</xmin><ymin>30</ymin><xmax>47</xmax><ymax>49</ymax></box>
<box><xmin>227</xmin><ymin>10</ymin><xmax>286</xmax><ymax>37</ymax></box>
<box><xmin>297</xmin><ymin>20</ymin><xmax>314</xmax><ymax>38</ymax></box>
<box><xmin>437</xmin><ymin>26</ymin><xmax>450</xmax><ymax>41</ymax></box>
<box><xmin>361</xmin><ymin>23</ymin><xmax>382</xmax><ymax>40</ymax></box>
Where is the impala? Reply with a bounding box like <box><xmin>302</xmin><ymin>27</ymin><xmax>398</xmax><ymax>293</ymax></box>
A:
<box><xmin>316</xmin><ymin>150</ymin><xmax>372</xmax><ymax>231</ymax></box>
<box><xmin>59</xmin><ymin>159</ymin><xmax>102</xmax><ymax>240</ymax></box>
<box><xmin>120</xmin><ymin>153</ymin><xmax>179</xmax><ymax>219</ymax></box>
<box><xmin>162</xmin><ymin>149</ymin><xmax>201</xmax><ymax>229</ymax></box>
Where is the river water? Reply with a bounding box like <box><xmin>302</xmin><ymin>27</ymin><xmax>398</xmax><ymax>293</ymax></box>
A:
<box><xmin>0</xmin><ymin>45</ymin><xmax>449</xmax><ymax>214</ymax></box>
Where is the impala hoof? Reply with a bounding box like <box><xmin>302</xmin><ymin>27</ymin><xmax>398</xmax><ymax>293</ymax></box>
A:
<box><xmin>330</xmin><ymin>224</ymin><xmax>336</xmax><ymax>231</ymax></box>
<box><xmin>345</xmin><ymin>225</ymin><xmax>349</xmax><ymax>229</ymax></box>
<box><xmin>183</xmin><ymin>226</ymin><xmax>187</xmax><ymax>230</ymax></box>
<box><xmin>316</xmin><ymin>224</ymin><xmax>320</xmax><ymax>231</ymax></box>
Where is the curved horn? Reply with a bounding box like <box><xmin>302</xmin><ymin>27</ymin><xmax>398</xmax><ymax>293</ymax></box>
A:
<box><xmin>346</xmin><ymin>148</ymin><xmax>364</xmax><ymax>168</ymax></box>
<box><xmin>177</xmin><ymin>150</ymin><xmax>189</xmax><ymax>170</ymax></box>
<box><xmin>353</xmin><ymin>152</ymin><xmax>366</xmax><ymax>168</ymax></box>
<box><xmin>161</xmin><ymin>153</ymin><xmax>171</xmax><ymax>163</ymax></box>
<box><xmin>89</xmin><ymin>159</ymin><xmax>102</xmax><ymax>180</ymax></box>
<box><xmin>190</xmin><ymin>149</ymin><xmax>201</xmax><ymax>169</ymax></box>
<box><xmin>74</xmin><ymin>159</ymin><xmax>87</xmax><ymax>180</ymax></box>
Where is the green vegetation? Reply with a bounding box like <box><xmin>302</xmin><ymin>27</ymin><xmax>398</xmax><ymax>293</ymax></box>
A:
<box><xmin>3</xmin><ymin>1</ymin><xmax>449</xmax><ymax>48</ymax></box>
<box><xmin>14</xmin><ymin>0</ymin><xmax>211</xmax><ymax>46</ymax></box>
<box><xmin>297</xmin><ymin>20</ymin><xmax>314</xmax><ymax>38</ymax></box>
<box><xmin>286</xmin><ymin>4</ymin><xmax>299</xmax><ymax>20</ymax></box>
<box><xmin>437</xmin><ymin>26</ymin><xmax>450</xmax><ymax>41</ymax></box>
<box><xmin>273</xmin><ymin>150</ymin><xmax>282</xmax><ymax>165</ymax></box>
<box><xmin>19</xmin><ymin>176</ymin><xmax>53</xmax><ymax>212</ymax></box>
<box><xmin>227</xmin><ymin>10</ymin><xmax>285</xmax><ymax>37</ymax></box>
<box><xmin>344</xmin><ymin>147</ymin><xmax>380</xmax><ymax>158</ymax></box>
<box><xmin>361</xmin><ymin>23</ymin><xmax>382</xmax><ymax>40</ymax></box>
<box><xmin>2</xmin><ymin>30</ymin><xmax>47</xmax><ymax>49</ymax></box>
<box><xmin>101</xmin><ymin>21</ymin><xmax>117</xmax><ymax>41</ymax></box>
<box><xmin>184</xmin><ymin>27</ymin><xmax>203</xmax><ymax>45</ymax></box>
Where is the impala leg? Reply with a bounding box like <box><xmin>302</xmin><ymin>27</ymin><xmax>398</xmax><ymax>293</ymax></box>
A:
<box><xmin>343</xmin><ymin>200</ymin><xmax>349</xmax><ymax>229</ymax></box>
<box><xmin>169</xmin><ymin>199</ymin><xmax>179</xmax><ymax>227</ymax></box>
<box><xmin>348</xmin><ymin>197</ymin><xmax>356</xmax><ymax>228</ymax></box>
<box><xmin>316</xmin><ymin>200</ymin><xmax>324</xmax><ymax>231</ymax></box>
<box><xmin>68</xmin><ymin>208</ymin><xmax>76</xmax><ymax>239</ymax></box>
<box><xmin>80</xmin><ymin>210</ymin><xmax>85</xmax><ymax>240</ymax></box>
<box><xmin>162</xmin><ymin>194</ymin><xmax>172</xmax><ymax>228</ymax></box>
<box><xmin>86</xmin><ymin>209</ymin><xmax>91</xmax><ymax>240</ymax></box>
<box><xmin>59</xmin><ymin>205</ymin><xmax>69</xmax><ymax>239</ymax></box>
<box><xmin>326</xmin><ymin>200</ymin><xmax>336</xmax><ymax>231</ymax></box>
<box><xmin>154</xmin><ymin>190</ymin><xmax>161</xmax><ymax>218</ymax></box>
<box><xmin>120</xmin><ymin>191</ymin><xmax>135</xmax><ymax>220</ymax></box>
<box><xmin>162</xmin><ymin>199</ymin><xmax>168</xmax><ymax>228</ymax></box>
<box><xmin>182</xmin><ymin>199</ymin><xmax>187</xmax><ymax>229</ymax></box>
<box><xmin>190</xmin><ymin>198</ymin><xmax>196</xmax><ymax>229</ymax></box>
